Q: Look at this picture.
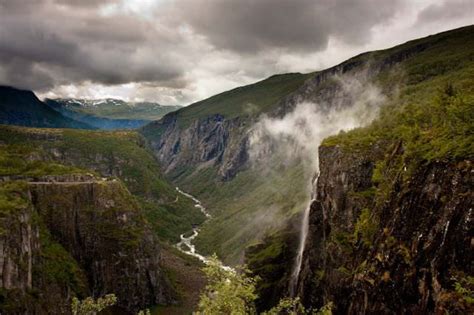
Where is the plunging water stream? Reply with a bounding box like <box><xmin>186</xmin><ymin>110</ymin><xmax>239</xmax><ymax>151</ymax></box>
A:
<box><xmin>289</xmin><ymin>174</ymin><xmax>320</xmax><ymax>297</ymax></box>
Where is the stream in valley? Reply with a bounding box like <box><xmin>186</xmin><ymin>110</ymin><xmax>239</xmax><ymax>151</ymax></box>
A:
<box><xmin>175</xmin><ymin>187</ymin><xmax>233</xmax><ymax>271</ymax></box>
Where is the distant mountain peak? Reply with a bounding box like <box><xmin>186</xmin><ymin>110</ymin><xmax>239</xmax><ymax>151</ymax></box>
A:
<box><xmin>45</xmin><ymin>97</ymin><xmax>181</xmax><ymax>122</ymax></box>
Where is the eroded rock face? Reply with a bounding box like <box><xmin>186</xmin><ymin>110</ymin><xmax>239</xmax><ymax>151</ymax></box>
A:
<box><xmin>0</xmin><ymin>194</ymin><xmax>38</xmax><ymax>291</ymax></box>
<box><xmin>145</xmin><ymin>113</ymin><xmax>250</xmax><ymax>181</ymax></box>
<box><xmin>298</xmin><ymin>145</ymin><xmax>473</xmax><ymax>314</ymax></box>
<box><xmin>0</xmin><ymin>177</ymin><xmax>172</xmax><ymax>314</ymax></box>
<box><xmin>30</xmin><ymin>179</ymin><xmax>171</xmax><ymax>311</ymax></box>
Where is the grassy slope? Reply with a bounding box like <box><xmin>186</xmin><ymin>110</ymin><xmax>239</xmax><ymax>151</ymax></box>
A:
<box><xmin>320</xmin><ymin>43</ymin><xmax>474</xmax><ymax>215</ymax></box>
<box><xmin>166</xmin><ymin>72</ymin><xmax>314</xmax><ymax>128</ymax></box>
<box><xmin>168</xmin><ymin>25</ymin><xmax>474</xmax><ymax>265</ymax></box>
<box><xmin>0</xmin><ymin>125</ymin><xmax>205</xmax><ymax>242</ymax></box>
<box><xmin>190</xmin><ymin>162</ymin><xmax>309</xmax><ymax>264</ymax></box>
<box><xmin>323</xmin><ymin>25</ymin><xmax>474</xmax><ymax>160</ymax></box>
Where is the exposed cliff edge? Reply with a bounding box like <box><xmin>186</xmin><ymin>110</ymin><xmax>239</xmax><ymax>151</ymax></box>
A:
<box><xmin>0</xmin><ymin>175</ymin><xmax>173</xmax><ymax>314</ymax></box>
<box><xmin>297</xmin><ymin>143</ymin><xmax>473</xmax><ymax>314</ymax></box>
<box><xmin>245</xmin><ymin>25</ymin><xmax>473</xmax><ymax>313</ymax></box>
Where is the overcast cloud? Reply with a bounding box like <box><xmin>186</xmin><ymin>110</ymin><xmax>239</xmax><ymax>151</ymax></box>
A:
<box><xmin>0</xmin><ymin>0</ymin><xmax>472</xmax><ymax>105</ymax></box>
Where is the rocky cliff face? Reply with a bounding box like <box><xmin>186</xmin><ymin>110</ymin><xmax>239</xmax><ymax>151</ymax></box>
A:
<box><xmin>0</xmin><ymin>176</ymin><xmax>172</xmax><ymax>314</ymax></box>
<box><xmin>0</xmin><ymin>182</ymin><xmax>40</xmax><ymax>296</ymax></box>
<box><xmin>144</xmin><ymin>113</ymin><xmax>250</xmax><ymax>181</ymax></box>
<box><xmin>297</xmin><ymin>144</ymin><xmax>473</xmax><ymax>314</ymax></box>
<box><xmin>0</xmin><ymin>180</ymin><xmax>81</xmax><ymax>314</ymax></box>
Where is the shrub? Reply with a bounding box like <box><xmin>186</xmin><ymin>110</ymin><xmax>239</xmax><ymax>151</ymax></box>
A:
<box><xmin>353</xmin><ymin>208</ymin><xmax>378</xmax><ymax>247</ymax></box>
<box><xmin>197</xmin><ymin>254</ymin><xmax>259</xmax><ymax>314</ymax></box>
<box><xmin>71</xmin><ymin>294</ymin><xmax>117</xmax><ymax>315</ymax></box>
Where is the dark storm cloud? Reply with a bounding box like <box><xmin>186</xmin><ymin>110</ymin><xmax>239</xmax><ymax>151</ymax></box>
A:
<box><xmin>0</xmin><ymin>0</ymin><xmax>406</xmax><ymax>95</ymax></box>
<box><xmin>417</xmin><ymin>0</ymin><xmax>474</xmax><ymax>24</ymax></box>
<box><xmin>54</xmin><ymin>0</ymin><xmax>115</xmax><ymax>7</ymax></box>
<box><xmin>175</xmin><ymin>0</ymin><xmax>404</xmax><ymax>53</ymax></box>
<box><xmin>0</xmin><ymin>0</ymin><xmax>188</xmax><ymax>91</ymax></box>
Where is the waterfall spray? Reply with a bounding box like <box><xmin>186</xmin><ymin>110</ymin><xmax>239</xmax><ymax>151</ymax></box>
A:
<box><xmin>248</xmin><ymin>74</ymin><xmax>385</xmax><ymax>296</ymax></box>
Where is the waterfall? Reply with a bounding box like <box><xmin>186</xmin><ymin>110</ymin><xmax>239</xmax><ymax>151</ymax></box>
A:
<box><xmin>289</xmin><ymin>173</ymin><xmax>319</xmax><ymax>297</ymax></box>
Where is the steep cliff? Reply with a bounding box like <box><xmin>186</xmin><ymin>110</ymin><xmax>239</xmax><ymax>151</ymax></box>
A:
<box><xmin>145</xmin><ymin>113</ymin><xmax>249</xmax><ymax>181</ymax></box>
<box><xmin>298</xmin><ymin>142</ymin><xmax>473</xmax><ymax>314</ymax></box>
<box><xmin>142</xmin><ymin>25</ymin><xmax>474</xmax><ymax>265</ymax></box>
<box><xmin>0</xmin><ymin>125</ymin><xmax>202</xmax><ymax>313</ymax></box>
<box><xmin>0</xmin><ymin>176</ymin><xmax>173</xmax><ymax>314</ymax></box>
<box><xmin>293</xmin><ymin>26</ymin><xmax>474</xmax><ymax>313</ymax></box>
<box><xmin>141</xmin><ymin>72</ymin><xmax>312</xmax><ymax>183</ymax></box>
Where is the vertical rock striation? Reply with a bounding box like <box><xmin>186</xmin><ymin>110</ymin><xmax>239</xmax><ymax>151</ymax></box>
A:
<box><xmin>144</xmin><ymin>113</ymin><xmax>250</xmax><ymax>181</ymax></box>
<box><xmin>298</xmin><ymin>144</ymin><xmax>473</xmax><ymax>314</ymax></box>
<box><xmin>0</xmin><ymin>177</ymin><xmax>173</xmax><ymax>314</ymax></box>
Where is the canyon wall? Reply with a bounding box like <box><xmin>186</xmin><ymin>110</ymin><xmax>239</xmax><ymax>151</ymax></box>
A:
<box><xmin>0</xmin><ymin>176</ymin><xmax>173</xmax><ymax>314</ymax></box>
<box><xmin>298</xmin><ymin>144</ymin><xmax>473</xmax><ymax>314</ymax></box>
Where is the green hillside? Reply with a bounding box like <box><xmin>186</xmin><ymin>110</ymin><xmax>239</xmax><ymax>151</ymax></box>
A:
<box><xmin>155</xmin><ymin>72</ymin><xmax>314</xmax><ymax>129</ymax></box>
<box><xmin>323</xmin><ymin>26</ymin><xmax>474</xmax><ymax>159</ymax></box>
<box><xmin>0</xmin><ymin>126</ymin><xmax>205</xmax><ymax>242</ymax></box>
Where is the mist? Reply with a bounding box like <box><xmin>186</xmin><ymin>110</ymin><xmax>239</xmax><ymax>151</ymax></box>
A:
<box><xmin>247</xmin><ymin>73</ymin><xmax>387</xmax><ymax>287</ymax></box>
<box><xmin>250</xmin><ymin>73</ymin><xmax>386</xmax><ymax>177</ymax></box>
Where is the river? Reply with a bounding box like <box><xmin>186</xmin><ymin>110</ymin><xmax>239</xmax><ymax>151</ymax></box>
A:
<box><xmin>175</xmin><ymin>187</ymin><xmax>233</xmax><ymax>271</ymax></box>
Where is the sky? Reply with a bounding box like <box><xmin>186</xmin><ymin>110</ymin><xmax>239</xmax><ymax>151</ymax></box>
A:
<box><xmin>0</xmin><ymin>0</ymin><xmax>472</xmax><ymax>105</ymax></box>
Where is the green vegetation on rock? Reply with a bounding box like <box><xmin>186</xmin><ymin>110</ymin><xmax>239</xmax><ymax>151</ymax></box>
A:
<box><xmin>0</xmin><ymin>125</ymin><xmax>204</xmax><ymax>242</ymax></box>
<box><xmin>71</xmin><ymin>294</ymin><xmax>117</xmax><ymax>315</ymax></box>
<box><xmin>191</xmin><ymin>162</ymin><xmax>309</xmax><ymax>264</ymax></box>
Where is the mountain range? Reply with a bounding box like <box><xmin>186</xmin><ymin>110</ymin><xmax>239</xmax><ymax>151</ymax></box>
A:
<box><xmin>0</xmin><ymin>87</ymin><xmax>181</xmax><ymax>130</ymax></box>
<box><xmin>0</xmin><ymin>86</ymin><xmax>93</xmax><ymax>129</ymax></box>
<box><xmin>45</xmin><ymin>98</ymin><xmax>181</xmax><ymax>129</ymax></box>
